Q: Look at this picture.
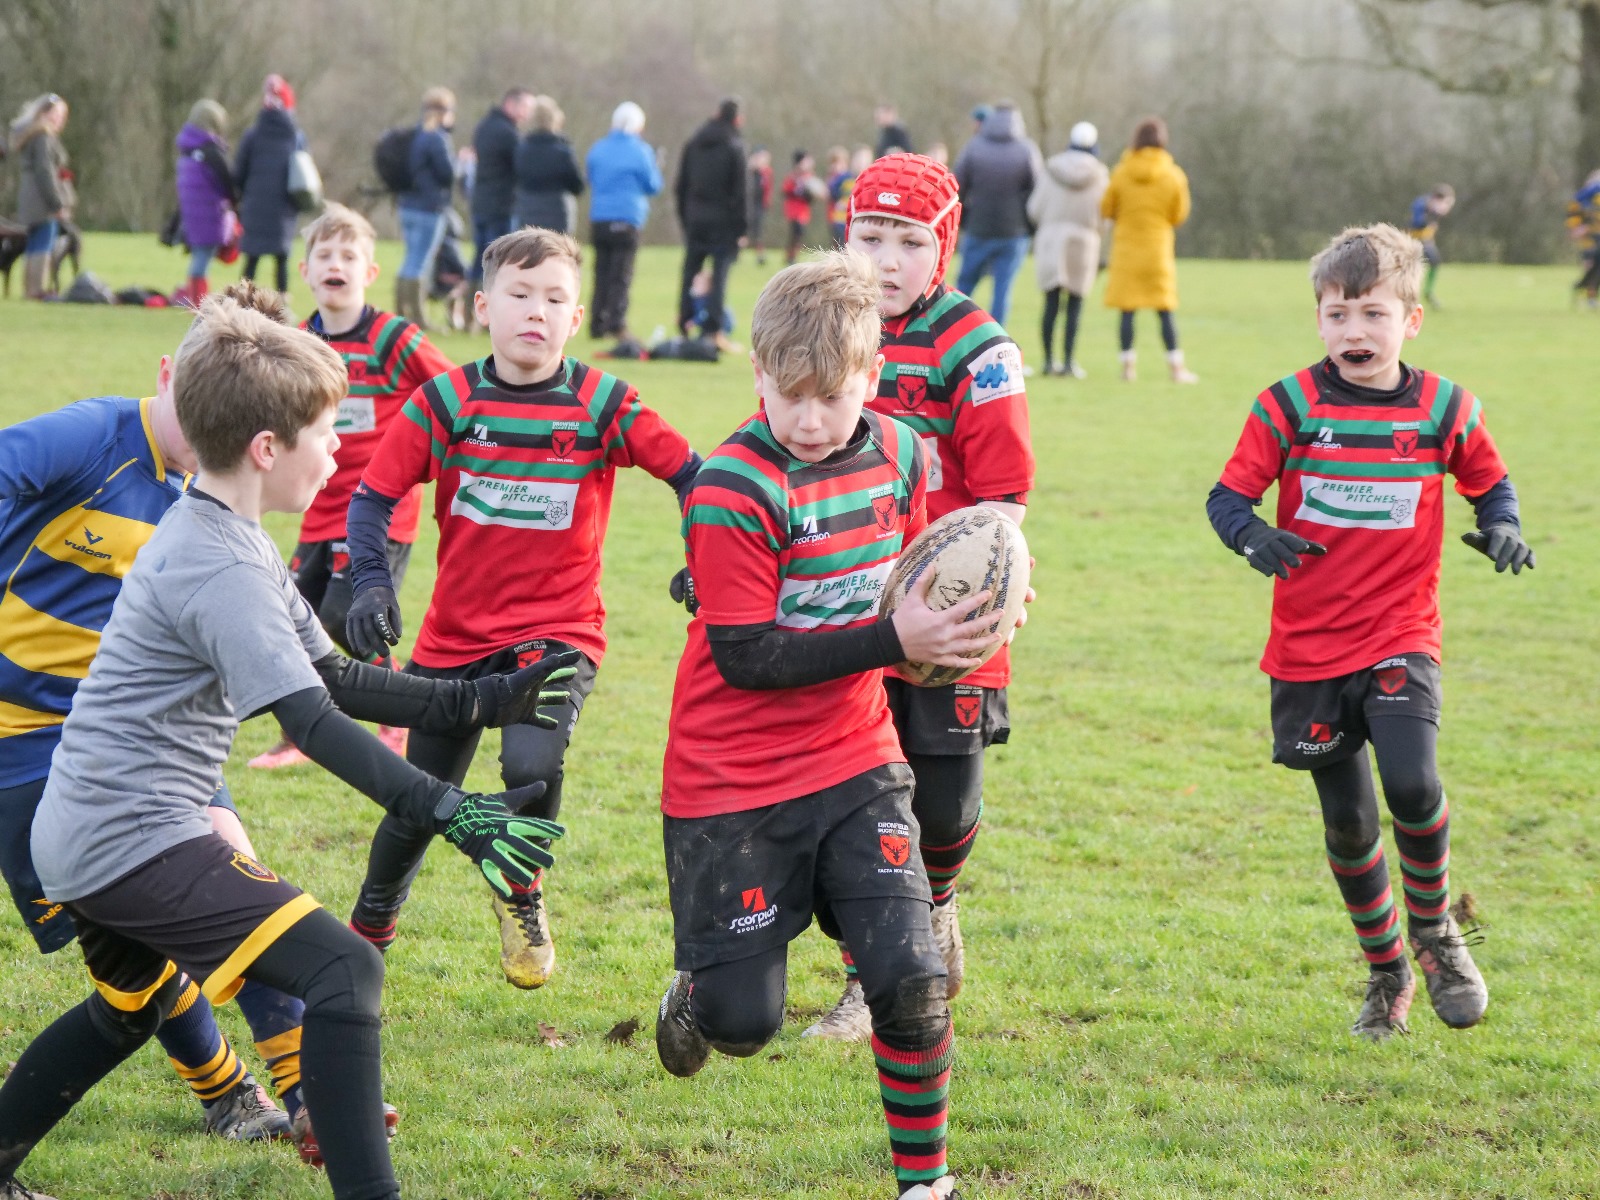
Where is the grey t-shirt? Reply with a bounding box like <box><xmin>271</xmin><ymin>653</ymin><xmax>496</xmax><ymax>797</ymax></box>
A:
<box><xmin>33</xmin><ymin>493</ymin><xmax>334</xmax><ymax>901</ymax></box>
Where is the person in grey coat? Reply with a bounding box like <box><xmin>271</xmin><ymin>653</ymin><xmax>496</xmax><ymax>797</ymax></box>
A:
<box><xmin>953</xmin><ymin>101</ymin><xmax>1039</xmax><ymax>328</ymax></box>
<box><xmin>9</xmin><ymin>93</ymin><xmax>73</xmax><ymax>299</ymax></box>
<box><xmin>233</xmin><ymin>74</ymin><xmax>304</xmax><ymax>292</ymax></box>
<box><xmin>1028</xmin><ymin>121</ymin><xmax>1109</xmax><ymax>377</ymax></box>
<box><xmin>513</xmin><ymin>96</ymin><xmax>584</xmax><ymax>234</ymax></box>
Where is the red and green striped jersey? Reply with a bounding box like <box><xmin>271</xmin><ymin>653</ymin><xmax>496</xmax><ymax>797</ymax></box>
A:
<box><xmin>1220</xmin><ymin>358</ymin><xmax>1508</xmax><ymax>681</ymax></box>
<box><xmin>360</xmin><ymin>355</ymin><xmax>692</xmax><ymax>668</ymax></box>
<box><xmin>299</xmin><ymin>306</ymin><xmax>453</xmax><ymax>544</ymax></box>
<box><xmin>869</xmin><ymin>284</ymin><xmax>1035</xmax><ymax>688</ymax></box>
<box><xmin>663</xmin><ymin>410</ymin><xmax>927</xmax><ymax>818</ymax></box>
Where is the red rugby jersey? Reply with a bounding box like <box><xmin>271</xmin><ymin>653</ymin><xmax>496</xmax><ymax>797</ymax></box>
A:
<box><xmin>360</xmin><ymin>356</ymin><xmax>692</xmax><ymax>668</ymax></box>
<box><xmin>662</xmin><ymin>410</ymin><xmax>927</xmax><ymax>819</ymax></box>
<box><xmin>1220</xmin><ymin>359</ymin><xmax>1508</xmax><ymax>681</ymax></box>
<box><xmin>298</xmin><ymin>307</ymin><xmax>452</xmax><ymax>544</ymax></box>
<box><xmin>869</xmin><ymin>285</ymin><xmax>1035</xmax><ymax>688</ymax></box>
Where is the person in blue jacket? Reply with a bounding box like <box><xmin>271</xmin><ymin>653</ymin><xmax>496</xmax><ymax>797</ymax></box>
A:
<box><xmin>585</xmin><ymin>101</ymin><xmax>663</xmax><ymax>341</ymax></box>
<box><xmin>395</xmin><ymin>86</ymin><xmax>457</xmax><ymax>329</ymax></box>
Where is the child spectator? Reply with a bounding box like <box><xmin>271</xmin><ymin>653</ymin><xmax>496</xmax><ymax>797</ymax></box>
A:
<box><xmin>746</xmin><ymin>146</ymin><xmax>774</xmax><ymax>265</ymax></box>
<box><xmin>249</xmin><ymin>204</ymin><xmax>454</xmax><ymax>770</ymax></box>
<box><xmin>805</xmin><ymin>153</ymin><xmax>1036</xmax><ymax>1043</ymax></box>
<box><xmin>341</xmin><ymin>228</ymin><xmax>701</xmax><ymax>991</ymax></box>
<box><xmin>173</xmin><ymin>98</ymin><xmax>237</xmax><ymax>308</ymax></box>
<box><xmin>1409</xmin><ymin>184</ymin><xmax>1455</xmax><ymax>309</ymax></box>
<box><xmin>1565</xmin><ymin>168</ymin><xmax>1600</xmax><ymax>308</ymax></box>
<box><xmin>1206</xmin><ymin>224</ymin><xmax>1533</xmax><ymax>1041</ymax></box>
<box><xmin>825</xmin><ymin>145</ymin><xmax>852</xmax><ymax>244</ymax></box>
<box><xmin>781</xmin><ymin>149</ymin><xmax>822</xmax><ymax>264</ymax></box>
<box><xmin>0</xmin><ymin>293</ymin><xmax>578</xmax><ymax>1199</ymax></box>
<box><xmin>656</xmin><ymin>249</ymin><xmax>990</xmax><ymax>1200</ymax></box>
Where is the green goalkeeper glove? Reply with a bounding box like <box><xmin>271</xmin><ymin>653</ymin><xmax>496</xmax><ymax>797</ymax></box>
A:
<box><xmin>472</xmin><ymin>650</ymin><xmax>584</xmax><ymax>728</ymax></box>
<box><xmin>1461</xmin><ymin>524</ymin><xmax>1535</xmax><ymax>574</ymax></box>
<box><xmin>433</xmin><ymin>784</ymin><xmax>565</xmax><ymax>899</ymax></box>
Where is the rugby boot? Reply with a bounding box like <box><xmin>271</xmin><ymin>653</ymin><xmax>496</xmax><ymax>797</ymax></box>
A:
<box><xmin>377</xmin><ymin>724</ymin><xmax>408</xmax><ymax>757</ymax></box>
<box><xmin>900</xmin><ymin>1177</ymin><xmax>960</xmax><ymax>1199</ymax></box>
<box><xmin>247</xmin><ymin>738</ymin><xmax>311</xmax><ymax>769</ymax></box>
<box><xmin>0</xmin><ymin>1181</ymin><xmax>59</xmax><ymax>1200</ymax></box>
<box><xmin>1350</xmin><ymin>965</ymin><xmax>1416</xmax><ymax>1042</ymax></box>
<box><xmin>930</xmin><ymin>896</ymin><xmax>965</xmax><ymax>999</ymax></box>
<box><xmin>290</xmin><ymin>1101</ymin><xmax>399</xmax><ymax>1168</ymax></box>
<box><xmin>801</xmin><ymin>977</ymin><xmax>872</xmax><ymax>1042</ymax></box>
<box><xmin>202</xmin><ymin>1072</ymin><xmax>292</xmax><ymax>1140</ymax></box>
<box><xmin>491</xmin><ymin>888</ymin><xmax>555</xmax><ymax>988</ymax></box>
<box><xmin>1166</xmin><ymin>349</ymin><xmax>1199</xmax><ymax>384</ymax></box>
<box><xmin>655</xmin><ymin>971</ymin><xmax>710</xmax><ymax>1078</ymax></box>
<box><xmin>1118</xmin><ymin>349</ymin><xmax>1136</xmax><ymax>382</ymax></box>
<box><xmin>1410</xmin><ymin>912</ymin><xmax>1488</xmax><ymax>1028</ymax></box>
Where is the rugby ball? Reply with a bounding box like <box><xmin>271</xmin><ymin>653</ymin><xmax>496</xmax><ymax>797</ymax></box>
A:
<box><xmin>881</xmin><ymin>506</ymin><xmax>1030</xmax><ymax>688</ymax></box>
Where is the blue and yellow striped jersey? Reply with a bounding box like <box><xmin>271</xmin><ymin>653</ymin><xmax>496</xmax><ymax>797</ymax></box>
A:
<box><xmin>0</xmin><ymin>395</ymin><xmax>190</xmax><ymax>786</ymax></box>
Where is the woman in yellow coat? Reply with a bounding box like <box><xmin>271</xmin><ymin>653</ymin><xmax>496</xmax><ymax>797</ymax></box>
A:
<box><xmin>1100</xmin><ymin>116</ymin><xmax>1198</xmax><ymax>382</ymax></box>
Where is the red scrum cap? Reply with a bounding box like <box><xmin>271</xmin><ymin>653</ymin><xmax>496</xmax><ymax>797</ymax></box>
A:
<box><xmin>847</xmin><ymin>153</ymin><xmax>962</xmax><ymax>298</ymax></box>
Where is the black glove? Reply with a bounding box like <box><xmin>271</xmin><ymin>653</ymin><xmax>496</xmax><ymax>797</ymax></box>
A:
<box><xmin>668</xmin><ymin>567</ymin><xmax>699</xmax><ymax>615</ymax></box>
<box><xmin>1462</xmin><ymin>524</ymin><xmax>1535</xmax><ymax>574</ymax></box>
<box><xmin>1238</xmin><ymin>523</ymin><xmax>1327</xmax><ymax>580</ymax></box>
<box><xmin>434</xmin><ymin>782</ymin><xmax>565</xmax><ymax>898</ymax></box>
<box><xmin>472</xmin><ymin>650</ymin><xmax>584</xmax><ymax>728</ymax></box>
<box><xmin>347</xmin><ymin>585</ymin><xmax>402</xmax><ymax>661</ymax></box>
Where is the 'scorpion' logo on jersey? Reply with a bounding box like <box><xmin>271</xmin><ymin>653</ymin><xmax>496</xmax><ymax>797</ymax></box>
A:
<box><xmin>880</xmin><ymin>835</ymin><xmax>910</xmax><ymax>866</ymax></box>
<box><xmin>954</xmin><ymin>694</ymin><xmax>981</xmax><ymax>727</ymax></box>
<box><xmin>1309</xmin><ymin>723</ymin><xmax>1333</xmax><ymax>743</ymax></box>
<box><xmin>872</xmin><ymin>494</ymin><xmax>897</xmax><ymax>533</ymax></box>
<box><xmin>1375</xmin><ymin>666</ymin><xmax>1408</xmax><ymax>695</ymax></box>
<box><xmin>741</xmin><ymin>887</ymin><xmax>766</xmax><ymax>912</ymax></box>
<box><xmin>551</xmin><ymin>429</ymin><xmax>577</xmax><ymax>459</ymax></box>
<box><xmin>230</xmin><ymin>852</ymin><xmax>279</xmax><ymax>883</ymax></box>
<box><xmin>898</xmin><ymin>374</ymin><xmax>928</xmax><ymax>411</ymax></box>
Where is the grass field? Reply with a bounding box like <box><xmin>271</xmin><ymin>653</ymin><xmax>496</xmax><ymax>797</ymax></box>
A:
<box><xmin>1</xmin><ymin>235</ymin><xmax>1597</xmax><ymax>1200</ymax></box>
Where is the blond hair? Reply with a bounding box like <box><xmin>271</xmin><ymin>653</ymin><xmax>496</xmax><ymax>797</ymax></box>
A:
<box><xmin>216</xmin><ymin>279</ymin><xmax>294</xmax><ymax>326</ymax></box>
<box><xmin>300</xmin><ymin>202</ymin><xmax>377</xmax><ymax>259</ymax></box>
<box><xmin>481</xmin><ymin>226</ymin><xmax>581</xmax><ymax>294</ymax></box>
<box><xmin>751</xmin><ymin>250</ymin><xmax>882</xmax><ymax>397</ymax></box>
<box><xmin>530</xmin><ymin>95</ymin><xmax>564</xmax><ymax>133</ymax></box>
<box><xmin>173</xmin><ymin>295</ymin><xmax>347</xmax><ymax>471</ymax></box>
<box><xmin>1310</xmin><ymin>223</ymin><xmax>1424</xmax><ymax>308</ymax></box>
<box><xmin>420</xmin><ymin>86</ymin><xmax>455</xmax><ymax>129</ymax></box>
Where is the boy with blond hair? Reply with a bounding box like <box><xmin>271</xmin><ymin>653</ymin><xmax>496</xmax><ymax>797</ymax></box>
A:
<box><xmin>251</xmin><ymin>203</ymin><xmax>453</xmax><ymax>768</ymax></box>
<box><xmin>804</xmin><ymin>153</ymin><xmax>1036</xmax><ymax>1040</ymax></box>
<box><xmin>1207</xmin><ymin>223</ymin><xmax>1533</xmax><ymax>1041</ymax></box>
<box><xmin>656</xmin><ymin>250</ymin><xmax>992</xmax><ymax>1200</ymax></box>
<box><xmin>0</xmin><ymin>294</ymin><xmax>578</xmax><ymax>1200</ymax></box>
<box><xmin>343</xmin><ymin>227</ymin><xmax>700</xmax><ymax>988</ymax></box>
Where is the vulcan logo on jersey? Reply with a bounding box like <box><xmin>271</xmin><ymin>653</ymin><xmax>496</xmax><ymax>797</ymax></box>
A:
<box><xmin>967</xmin><ymin>343</ymin><xmax>1025</xmax><ymax>405</ymax></box>
<box><xmin>792</xmin><ymin>513</ymin><xmax>829</xmax><ymax>545</ymax></box>
<box><xmin>1295</xmin><ymin>722</ymin><xmax>1345</xmax><ymax>755</ymax></box>
<box><xmin>230</xmin><ymin>852</ymin><xmax>279</xmax><ymax>883</ymax></box>
<box><xmin>729</xmin><ymin>887</ymin><xmax>777</xmax><ymax>932</ymax></box>
<box><xmin>31</xmin><ymin>897</ymin><xmax>64</xmax><ymax>926</ymax></box>
<box><xmin>65</xmin><ymin>527</ymin><xmax>112</xmax><ymax>560</ymax></box>
<box><xmin>1295</xmin><ymin>477</ymin><xmax>1420</xmax><ymax>530</ymax></box>
<box><xmin>1392</xmin><ymin>422</ymin><xmax>1421</xmax><ymax>460</ymax></box>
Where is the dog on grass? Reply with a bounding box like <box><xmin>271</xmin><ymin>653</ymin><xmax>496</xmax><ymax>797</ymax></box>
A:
<box><xmin>0</xmin><ymin>217</ymin><xmax>82</xmax><ymax>297</ymax></box>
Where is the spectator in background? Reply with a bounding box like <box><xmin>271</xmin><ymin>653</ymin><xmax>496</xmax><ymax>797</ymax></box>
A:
<box><xmin>10</xmin><ymin>93</ymin><xmax>73</xmax><ymax>300</ymax></box>
<box><xmin>953</xmin><ymin>100</ymin><xmax>1038</xmax><ymax>328</ymax></box>
<box><xmin>1100</xmin><ymin>115</ymin><xmax>1196</xmax><ymax>383</ymax></box>
<box><xmin>174</xmin><ymin>99</ymin><xmax>236</xmax><ymax>308</ymax></box>
<box><xmin>1028</xmin><ymin>120</ymin><xmax>1108</xmax><ymax>378</ymax></box>
<box><xmin>874</xmin><ymin>103</ymin><xmax>914</xmax><ymax>158</ymax></box>
<box><xmin>781</xmin><ymin>149</ymin><xmax>822</xmax><ymax>264</ymax></box>
<box><xmin>927</xmin><ymin>141</ymin><xmax>950</xmax><ymax>166</ymax></box>
<box><xmin>394</xmin><ymin>86</ymin><xmax>457</xmax><ymax>328</ymax></box>
<box><xmin>234</xmin><ymin>74</ymin><xmax>303</xmax><ymax>294</ymax></box>
<box><xmin>514</xmin><ymin>95</ymin><xmax>584</xmax><ymax>234</ymax></box>
<box><xmin>469</xmin><ymin>87</ymin><xmax>534</xmax><ymax>296</ymax></box>
<box><xmin>585</xmin><ymin>100</ymin><xmax>662</xmax><ymax>342</ymax></box>
<box><xmin>1408</xmin><ymin>183</ymin><xmax>1455</xmax><ymax>309</ymax></box>
<box><xmin>824</xmin><ymin>146</ymin><xmax>851</xmax><ymax>245</ymax></box>
<box><xmin>746</xmin><ymin>146</ymin><xmax>773</xmax><ymax>265</ymax></box>
<box><xmin>674</xmin><ymin>97</ymin><xmax>747</xmax><ymax>349</ymax></box>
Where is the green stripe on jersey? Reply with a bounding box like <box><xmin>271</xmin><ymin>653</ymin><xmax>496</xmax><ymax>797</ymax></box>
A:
<box><xmin>1285</xmin><ymin>457</ymin><xmax>1445</xmax><ymax>478</ymax></box>
<box><xmin>687</xmin><ymin>504</ymin><xmax>776</xmax><ymax>540</ymax></box>
<box><xmin>1249</xmin><ymin>400</ymin><xmax>1290</xmax><ymax>451</ymax></box>
<box><xmin>1278</xmin><ymin>372</ymin><xmax>1312</xmax><ymax>421</ymax></box>
<box><xmin>699</xmin><ymin>453</ymin><xmax>786</xmax><ymax>510</ymax></box>
<box><xmin>797</xmin><ymin>541</ymin><xmax>900</xmax><ymax>576</ymax></box>
<box><xmin>439</xmin><ymin>453</ymin><xmax>599</xmax><ymax>481</ymax></box>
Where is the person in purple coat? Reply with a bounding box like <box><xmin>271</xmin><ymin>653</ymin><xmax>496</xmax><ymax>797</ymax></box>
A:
<box><xmin>175</xmin><ymin>99</ymin><xmax>237</xmax><ymax>307</ymax></box>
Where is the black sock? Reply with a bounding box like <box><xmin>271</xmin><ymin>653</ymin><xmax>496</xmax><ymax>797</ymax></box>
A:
<box><xmin>0</xmin><ymin>999</ymin><xmax>149</xmax><ymax>1180</ymax></box>
<box><xmin>1041</xmin><ymin>287</ymin><xmax>1060</xmax><ymax>365</ymax></box>
<box><xmin>300</xmin><ymin>1009</ymin><xmax>397</xmax><ymax>1200</ymax></box>
<box><xmin>1063</xmin><ymin>293</ymin><xmax>1083</xmax><ymax>364</ymax></box>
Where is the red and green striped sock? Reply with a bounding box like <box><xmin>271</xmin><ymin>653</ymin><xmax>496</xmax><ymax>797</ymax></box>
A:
<box><xmin>922</xmin><ymin>802</ymin><xmax>982</xmax><ymax>906</ymax></box>
<box><xmin>1327</xmin><ymin>838</ymin><xmax>1405</xmax><ymax>969</ymax></box>
<box><xmin>873</xmin><ymin>1022</ymin><xmax>954</xmax><ymax>1193</ymax></box>
<box><xmin>1394</xmin><ymin>796</ymin><xmax>1450</xmax><ymax>927</ymax></box>
<box><xmin>841</xmin><ymin>945</ymin><xmax>859</xmax><ymax>982</ymax></box>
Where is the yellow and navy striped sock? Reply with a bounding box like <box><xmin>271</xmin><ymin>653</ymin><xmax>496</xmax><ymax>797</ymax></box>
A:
<box><xmin>235</xmin><ymin>980</ymin><xmax>306</xmax><ymax>1117</ymax></box>
<box><xmin>157</xmin><ymin>977</ymin><xmax>245</xmax><ymax>1105</ymax></box>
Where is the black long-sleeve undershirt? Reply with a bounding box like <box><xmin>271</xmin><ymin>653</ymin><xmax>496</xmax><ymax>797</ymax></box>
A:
<box><xmin>311</xmin><ymin>652</ymin><xmax>483</xmax><ymax>733</ymax></box>
<box><xmin>705</xmin><ymin>617</ymin><xmax>904</xmax><ymax>691</ymax></box>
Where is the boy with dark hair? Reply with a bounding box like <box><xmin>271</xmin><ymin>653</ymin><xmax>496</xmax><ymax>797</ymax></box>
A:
<box><xmin>804</xmin><ymin>152</ymin><xmax>1036</xmax><ymax>1040</ymax></box>
<box><xmin>343</xmin><ymin>227</ymin><xmax>701</xmax><ymax>990</ymax></box>
<box><xmin>1567</xmin><ymin>167</ymin><xmax>1600</xmax><ymax>308</ymax></box>
<box><xmin>0</xmin><ymin>282</ymin><xmax>324</xmax><ymax>1145</ymax></box>
<box><xmin>1206</xmin><ymin>223</ymin><xmax>1533</xmax><ymax>1041</ymax></box>
<box><xmin>780</xmin><ymin>149</ymin><xmax>821</xmax><ymax>265</ymax></box>
<box><xmin>250</xmin><ymin>202</ymin><xmax>453</xmax><ymax>769</ymax></box>
<box><xmin>1408</xmin><ymin>184</ymin><xmax>1455</xmax><ymax>309</ymax></box>
<box><xmin>0</xmin><ymin>294</ymin><xmax>580</xmax><ymax>1200</ymax></box>
<box><xmin>656</xmin><ymin>249</ymin><xmax>993</xmax><ymax>1200</ymax></box>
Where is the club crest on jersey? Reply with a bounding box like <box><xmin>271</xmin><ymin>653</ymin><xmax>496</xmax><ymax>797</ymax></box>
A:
<box><xmin>331</xmin><ymin>550</ymin><xmax>350</xmax><ymax>575</ymax></box>
<box><xmin>230</xmin><ymin>852</ymin><xmax>279</xmax><ymax>883</ymax></box>
<box><xmin>880</xmin><ymin>835</ymin><xmax>910</xmax><ymax>866</ymax></box>
<box><xmin>1392</xmin><ymin>423</ymin><xmax>1420</xmax><ymax>459</ymax></box>
<box><xmin>954</xmin><ymin>694</ymin><xmax>981</xmax><ymax>727</ymax></box>
<box><xmin>897</xmin><ymin>374</ymin><xmax>928</xmax><ymax>411</ymax></box>
<box><xmin>872</xmin><ymin>494</ymin><xmax>897</xmax><ymax>533</ymax></box>
<box><xmin>1375</xmin><ymin>666</ymin><xmax>1408</xmax><ymax>695</ymax></box>
<box><xmin>551</xmin><ymin>429</ymin><xmax>577</xmax><ymax>459</ymax></box>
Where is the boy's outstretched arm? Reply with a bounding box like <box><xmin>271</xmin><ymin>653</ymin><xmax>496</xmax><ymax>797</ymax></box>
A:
<box><xmin>1206</xmin><ymin>481</ymin><xmax>1326</xmax><ymax>580</ymax></box>
<box><xmin>1461</xmin><ymin>475</ymin><xmax>1534</xmax><ymax>573</ymax></box>
<box><xmin>309</xmin><ymin>649</ymin><xmax>583</xmax><ymax>733</ymax></box>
